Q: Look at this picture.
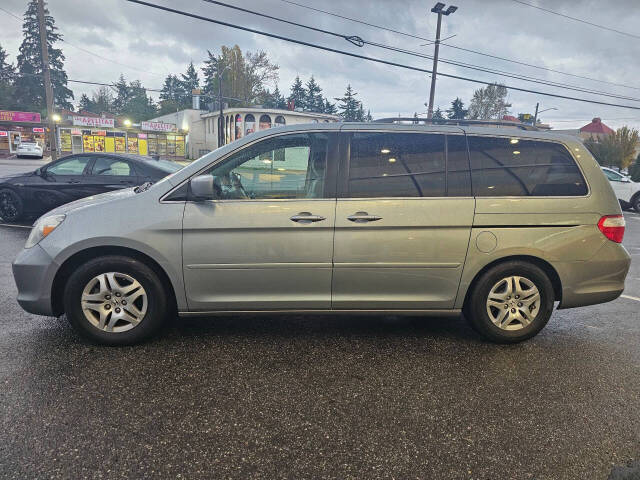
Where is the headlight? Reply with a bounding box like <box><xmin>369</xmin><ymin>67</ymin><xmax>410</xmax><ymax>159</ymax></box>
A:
<box><xmin>25</xmin><ymin>214</ymin><xmax>66</xmax><ymax>249</ymax></box>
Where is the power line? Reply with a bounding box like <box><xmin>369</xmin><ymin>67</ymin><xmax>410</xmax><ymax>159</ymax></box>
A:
<box><xmin>201</xmin><ymin>0</ymin><xmax>640</xmax><ymax>104</ymax></box>
<box><xmin>273</xmin><ymin>0</ymin><xmax>434</xmax><ymax>43</ymax></box>
<box><xmin>126</xmin><ymin>0</ymin><xmax>640</xmax><ymax>112</ymax></box>
<box><xmin>508</xmin><ymin>0</ymin><xmax>640</xmax><ymax>40</ymax></box>
<box><xmin>271</xmin><ymin>0</ymin><xmax>640</xmax><ymax>92</ymax></box>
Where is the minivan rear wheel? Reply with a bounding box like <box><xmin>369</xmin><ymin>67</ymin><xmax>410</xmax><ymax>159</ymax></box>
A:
<box><xmin>632</xmin><ymin>194</ymin><xmax>640</xmax><ymax>213</ymax></box>
<box><xmin>464</xmin><ymin>261</ymin><xmax>554</xmax><ymax>343</ymax></box>
<box><xmin>63</xmin><ymin>255</ymin><xmax>168</xmax><ymax>345</ymax></box>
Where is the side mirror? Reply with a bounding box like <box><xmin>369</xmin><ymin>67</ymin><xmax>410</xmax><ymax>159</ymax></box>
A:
<box><xmin>190</xmin><ymin>175</ymin><xmax>216</xmax><ymax>200</ymax></box>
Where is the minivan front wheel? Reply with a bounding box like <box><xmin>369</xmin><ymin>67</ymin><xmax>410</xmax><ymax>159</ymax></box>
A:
<box><xmin>63</xmin><ymin>256</ymin><xmax>168</xmax><ymax>345</ymax></box>
<box><xmin>465</xmin><ymin>261</ymin><xmax>554</xmax><ymax>343</ymax></box>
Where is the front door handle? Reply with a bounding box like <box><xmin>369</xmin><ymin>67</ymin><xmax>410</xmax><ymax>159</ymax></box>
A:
<box><xmin>290</xmin><ymin>212</ymin><xmax>326</xmax><ymax>224</ymax></box>
<box><xmin>347</xmin><ymin>211</ymin><xmax>383</xmax><ymax>223</ymax></box>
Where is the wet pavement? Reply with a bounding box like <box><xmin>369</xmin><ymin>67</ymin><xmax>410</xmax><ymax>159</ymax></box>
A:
<box><xmin>0</xmin><ymin>213</ymin><xmax>639</xmax><ymax>479</ymax></box>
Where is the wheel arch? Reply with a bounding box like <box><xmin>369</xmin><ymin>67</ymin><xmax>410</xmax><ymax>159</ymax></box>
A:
<box><xmin>51</xmin><ymin>246</ymin><xmax>178</xmax><ymax>316</ymax></box>
<box><xmin>461</xmin><ymin>255</ymin><xmax>562</xmax><ymax>310</ymax></box>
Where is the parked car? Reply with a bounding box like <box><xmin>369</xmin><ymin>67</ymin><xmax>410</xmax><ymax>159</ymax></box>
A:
<box><xmin>0</xmin><ymin>153</ymin><xmax>182</xmax><ymax>222</ymax></box>
<box><xmin>12</xmin><ymin>122</ymin><xmax>630</xmax><ymax>345</ymax></box>
<box><xmin>16</xmin><ymin>141</ymin><xmax>44</xmax><ymax>159</ymax></box>
<box><xmin>601</xmin><ymin>166</ymin><xmax>640</xmax><ymax>212</ymax></box>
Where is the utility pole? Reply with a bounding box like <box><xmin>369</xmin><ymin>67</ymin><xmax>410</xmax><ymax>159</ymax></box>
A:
<box><xmin>533</xmin><ymin>102</ymin><xmax>539</xmax><ymax>126</ymax></box>
<box><xmin>36</xmin><ymin>0</ymin><xmax>57</xmax><ymax>161</ymax></box>
<box><xmin>427</xmin><ymin>2</ymin><xmax>457</xmax><ymax>119</ymax></box>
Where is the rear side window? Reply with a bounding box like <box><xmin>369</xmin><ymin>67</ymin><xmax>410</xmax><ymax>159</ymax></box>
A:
<box><xmin>347</xmin><ymin>133</ymin><xmax>447</xmax><ymax>197</ymax></box>
<box><xmin>468</xmin><ymin>136</ymin><xmax>587</xmax><ymax>196</ymax></box>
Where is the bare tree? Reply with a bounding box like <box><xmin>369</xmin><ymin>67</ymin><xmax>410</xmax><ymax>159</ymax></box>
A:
<box><xmin>468</xmin><ymin>84</ymin><xmax>511</xmax><ymax>120</ymax></box>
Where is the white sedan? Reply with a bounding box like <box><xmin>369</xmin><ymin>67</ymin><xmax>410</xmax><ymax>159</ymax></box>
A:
<box><xmin>16</xmin><ymin>141</ymin><xmax>44</xmax><ymax>159</ymax></box>
<box><xmin>601</xmin><ymin>166</ymin><xmax>640</xmax><ymax>212</ymax></box>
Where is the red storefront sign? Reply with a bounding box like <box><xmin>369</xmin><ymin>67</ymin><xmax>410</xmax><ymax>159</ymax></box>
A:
<box><xmin>0</xmin><ymin>110</ymin><xmax>42</xmax><ymax>123</ymax></box>
<box><xmin>32</xmin><ymin>127</ymin><xmax>45</xmax><ymax>133</ymax></box>
<box><xmin>0</xmin><ymin>131</ymin><xmax>7</xmax><ymax>137</ymax></box>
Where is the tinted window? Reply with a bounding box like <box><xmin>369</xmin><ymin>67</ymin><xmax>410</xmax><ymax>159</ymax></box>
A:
<box><xmin>91</xmin><ymin>157</ymin><xmax>134</xmax><ymax>176</ymax></box>
<box><xmin>203</xmin><ymin>133</ymin><xmax>329</xmax><ymax>199</ymax></box>
<box><xmin>468</xmin><ymin>137</ymin><xmax>587</xmax><ymax>196</ymax></box>
<box><xmin>46</xmin><ymin>156</ymin><xmax>91</xmax><ymax>175</ymax></box>
<box><xmin>348</xmin><ymin>133</ymin><xmax>446</xmax><ymax>197</ymax></box>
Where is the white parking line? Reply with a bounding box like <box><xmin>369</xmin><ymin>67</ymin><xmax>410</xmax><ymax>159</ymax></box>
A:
<box><xmin>621</xmin><ymin>294</ymin><xmax>640</xmax><ymax>302</ymax></box>
<box><xmin>0</xmin><ymin>223</ymin><xmax>31</xmax><ymax>229</ymax></box>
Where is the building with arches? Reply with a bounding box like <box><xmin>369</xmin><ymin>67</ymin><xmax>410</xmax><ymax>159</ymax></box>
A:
<box><xmin>147</xmin><ymin>107</ymin><xmax>339</xmax><ymax>159</ymax></box>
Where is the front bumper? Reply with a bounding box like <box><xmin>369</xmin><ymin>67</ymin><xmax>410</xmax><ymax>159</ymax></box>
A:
<box><xmin>12</xmin><ymin>244</ymin><xmax>58</xmax><ymax>316</ymax></box>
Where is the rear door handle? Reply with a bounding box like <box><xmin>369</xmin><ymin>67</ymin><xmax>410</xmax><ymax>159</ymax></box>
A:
<box><xmin>290</xmin><ymin>212</ymin><xmax>326</xmax><ymax>224</ymax></box>
<box><xmin>347</xmin><ymin>211</ymin><xmax>383</xmax><ymax>223</ymax></box>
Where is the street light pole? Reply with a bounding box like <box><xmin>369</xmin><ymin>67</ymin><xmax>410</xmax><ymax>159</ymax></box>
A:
<box><xmin>427</xmin><ymin>2</ymin><xmax>457</xmax><ymax>119</ymax></box>
<box><xmin>36</xmin><ymin>0</ymin><xmax>57</xmax><ymax>161</ymax></box>
<box><xmin>533</xmin><ymin>104</ymin><xmax>557</xmax><ymax>125</ymax></box>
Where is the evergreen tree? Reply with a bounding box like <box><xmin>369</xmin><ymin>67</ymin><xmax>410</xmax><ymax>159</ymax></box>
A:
<box><xmin>112</xmin><ymin>74</ymin><xmax>131</xmax><ymax>115</ymax></box>
<box><xmin>433</xmin><ymin>107</ymin><xmax>445</xmax><ymax>124</ymax></box>
<box><xmin>262</xmin><ymin>85</ymin><xmax>286</xmax><ymax>109</ymax></box>
<box><xmin>303</xmin><ymin>75</ymin><xmax>323</xmax><ymax>112</ymax></box>
<box><xmin>112</xmin><ymin>74</ymin><xmax>156</xmax><ymax>121</ymax></box>
<box><xmin>365</xmin><ymin>109</ymin><xmax>373</xmax><ymax>122</ymax></box>
<box><xmin>323</xmin><ymin>98</ymin><xmax>337</xmax><ymax>115</ymax></box>
<box><xmin>335</xmin><ymin>84</ymin><xmax>360</xmax><ymax>121</ymax></box>
<box><xmin>0</xmin><ymin>43</ymin><xmax>16</xmax><ymax>109</ymax></box>
<box><xmin>446</xmin><ymin>97</ymin><xmax>467</xmax><ymax>120</ymax></box>
<box><xmin>356</xmin><ymin>102</ymin><xmax>365</xmax><ymax>122</ymax></box>
<box><xmin>77</xmin><ymin>93</ymin><xmax>95</xmax><ymax>112</ymax></box>
<box><xmin>287</xmin><ymin>75</ymin><xmax>306</xmax><ymax>111</ymax></box>
<box><xmin>15</xmin><ymin>0</ymin><xmax>73</xmax><ymax>112</ymax></box>
<box><xmin>124</xmin><ymin>80</ymin><xmax>157</xmax><ymax>121</ymax></box>
<box><xmin>158</xmin><ymin>74</ymin><xmax>182</xmax><ymax>115</ymax></box>
<box><xmin>178</xmin><ymin>61</ymin><xmax>199</xmax><ymax>108</ymax></box>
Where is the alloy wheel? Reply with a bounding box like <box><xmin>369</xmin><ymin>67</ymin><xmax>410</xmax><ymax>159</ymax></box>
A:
<box><xmin>0</xmin><ymin>191</ymin><xmax>18</xmax><ymax>220</ymax></box>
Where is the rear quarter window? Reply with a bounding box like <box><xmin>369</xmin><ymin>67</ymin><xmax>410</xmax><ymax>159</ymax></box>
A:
<box><xmin>468</xmin><ymin>136</ymin><xmax>587</xmax><ymax>197</ymax></box>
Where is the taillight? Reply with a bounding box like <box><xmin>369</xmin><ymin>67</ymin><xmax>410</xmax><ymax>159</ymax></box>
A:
<box><xmin>598</xmin><ymin>215</ymin><xmax>625</xmax><ymax>243</ymax></box>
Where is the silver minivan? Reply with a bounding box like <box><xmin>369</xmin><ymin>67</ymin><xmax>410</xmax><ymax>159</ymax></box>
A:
<box><xmin>12</xmin><ymin>121</ymin><xmax>631</xmax><ymax>345</ymax></box>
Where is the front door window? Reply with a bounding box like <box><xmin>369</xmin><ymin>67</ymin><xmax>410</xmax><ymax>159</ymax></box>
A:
<box><xmin>202</xmin><ymin>133</ymin><xmax>329</xmax><ymax>200</ymax></box>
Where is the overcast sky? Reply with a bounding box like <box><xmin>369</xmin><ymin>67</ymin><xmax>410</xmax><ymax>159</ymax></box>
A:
<box><xmin>1</xmin><ymin>0</ymin><xmax>640</xmax><ymax>130</ymax></box>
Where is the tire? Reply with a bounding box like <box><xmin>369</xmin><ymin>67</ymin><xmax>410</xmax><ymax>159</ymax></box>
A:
<box><xmin>463</xmin><ymin>261</ymin><xmax>555</xmax><ymax>343</ymax></box>
<box><xmin>0</xmin><ymin>188</ymin><xmax>24</xmax><ymax>222</ymax></box>
<box><xmin>632</xmin><ymin>195</ymin><xmax>640</xmax><ymax>214</ymax></box>
<box><xmin>63</xmin><ymin>255</ymin><xmax>168</xmax><ymax>345</ymax></box>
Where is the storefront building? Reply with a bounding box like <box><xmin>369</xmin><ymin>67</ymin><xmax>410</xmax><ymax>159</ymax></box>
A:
<box><xmin>55</xmin><ymin>114</ymin><xmax>186</xmax><ymax>159</ymax></box>
<box><xmin>0</xmin><ymin>110</ymin><xmax>47</xmax><ymax>155</ymax></box>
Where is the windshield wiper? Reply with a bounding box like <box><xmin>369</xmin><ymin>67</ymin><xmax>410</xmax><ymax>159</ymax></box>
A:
<box><xmin>134</xmin><ymin>181</ymin><xmax>154</xmax><ymax>193</ymax></box>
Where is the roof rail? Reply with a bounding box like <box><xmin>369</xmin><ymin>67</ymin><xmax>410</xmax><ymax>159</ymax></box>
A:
<box><xmin>372</xmin><ymin>117</ymin><xmax>541</xmax><ymax>131</ymax></box>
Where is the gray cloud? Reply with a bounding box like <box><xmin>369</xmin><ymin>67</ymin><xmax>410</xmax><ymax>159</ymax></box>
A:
<box><xmin>1</xmin><ymin>0</ymin><xmax>639</xmax><ymax>130</ymax></box>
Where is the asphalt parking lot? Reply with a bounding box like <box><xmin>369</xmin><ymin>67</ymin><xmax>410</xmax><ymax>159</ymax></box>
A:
<box><xmin>1</xmin><ymin>209</ymin><xmax>639</xmax><ymax>479</ymax></box>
